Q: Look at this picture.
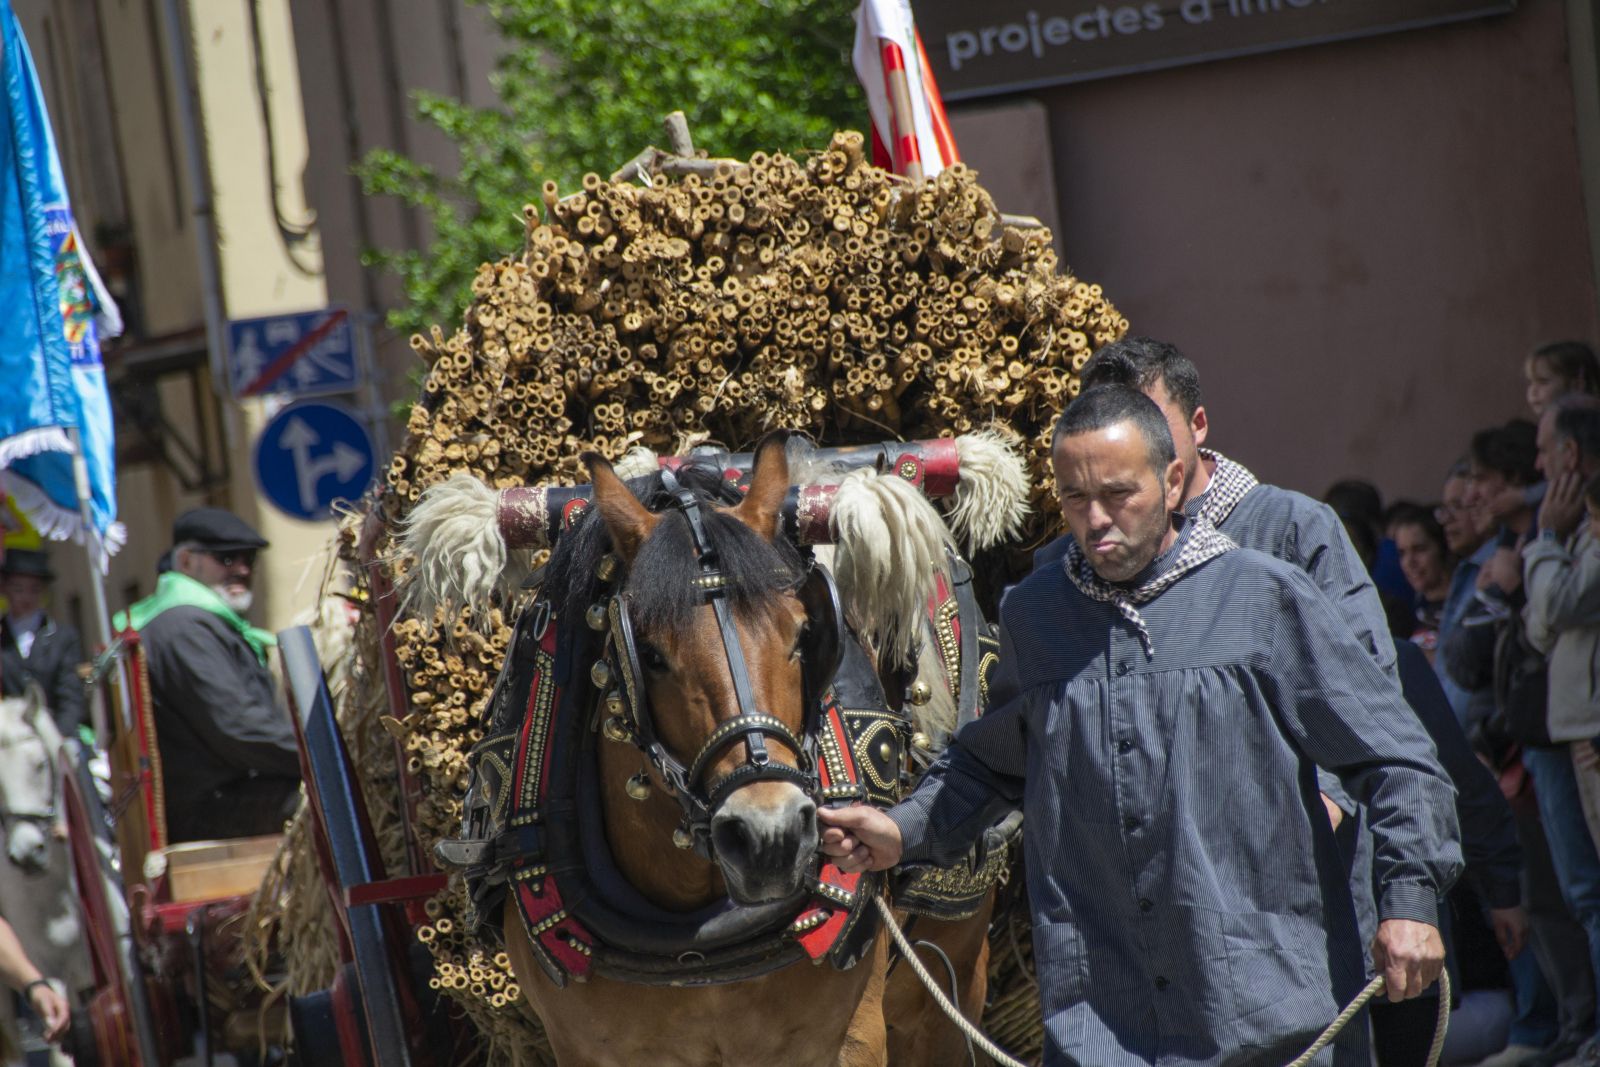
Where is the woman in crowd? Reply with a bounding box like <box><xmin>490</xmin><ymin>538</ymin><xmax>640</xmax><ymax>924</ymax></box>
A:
<box><xmin>1391</xmin><ymin>502</ymin><xmax>1455</xmax><ymax>662</ymax></box>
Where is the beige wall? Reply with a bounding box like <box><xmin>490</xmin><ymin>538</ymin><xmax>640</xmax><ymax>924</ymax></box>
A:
<box><xmin>6</xmin><ymin>0</ymin><xmax>353</xmax><ymax>633</ymax></box>
<box><xmin>80</xmin><ymin>0</ymin><xmax>203</xmax><ymax>337</ymax></box>
<box><xmin>9</xmin><ymin>0</ymin><xmax>505</xmax><ymax>637</ymax></box>
<box><xmin>185</xmin><ymin>0</ymin><xmax>341</xmax><ymax>629</ymax></box>
<box><xmin>954</xmin><ymin>0</ymin><xmax>1599</xmax><ymax>505</ymax></box>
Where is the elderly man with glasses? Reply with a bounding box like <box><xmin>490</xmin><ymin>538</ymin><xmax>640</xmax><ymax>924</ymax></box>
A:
<box><xmin>113</xmin><ymin>509</ymin><xmax>300</xmax><ymax>843</ymax></box>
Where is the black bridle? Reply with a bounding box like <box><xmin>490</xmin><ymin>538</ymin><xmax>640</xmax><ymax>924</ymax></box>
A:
<box><xmin>596</xmin><ymin>469</ymin><xmax>844</xmax><ymax>859</ymax></box>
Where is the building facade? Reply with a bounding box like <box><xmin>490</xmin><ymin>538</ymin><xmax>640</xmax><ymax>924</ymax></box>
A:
<box><xmin>11</xmin><ymin>0</ymin><xmax>497</xmax><ymax>635</ymax></box>
<box><xmin>10</xmin><ymin>0</ymin><xmax>1600</xmax><ymax>638</ymax></box>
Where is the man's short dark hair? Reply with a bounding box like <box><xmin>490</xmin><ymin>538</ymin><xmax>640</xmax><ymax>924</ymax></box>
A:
<box><xmin>1554</xmin><ymin>405</ymin><xmax>1600</xmax><ymax>462</ymax></box>
<box><xmin>1468</xmin><ymin>420</ymin><xmax>1539</xmax><ymax>487</ymax></box>
<box><xmin>1053</xmin><ymin>384</ymin><xmax>1177</xmax><ymax>473</ymax></box>
<box><xmin>1079</xmin><ymin>337</ymin><xmax>1203</xmax><ymax>419</ymax></box>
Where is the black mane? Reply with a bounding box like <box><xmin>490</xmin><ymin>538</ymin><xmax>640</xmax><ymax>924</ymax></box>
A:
<box><xmin>545</xmin><ymin>462</ymin><xmax>803</xmax><ymax>635</ymax></box>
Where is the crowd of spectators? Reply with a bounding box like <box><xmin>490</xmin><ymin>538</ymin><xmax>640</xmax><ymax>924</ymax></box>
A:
<box><xmin>1325</xmin><ymin>339</ymin><xmax>1600</xmax><ymax>1067</ymax></box>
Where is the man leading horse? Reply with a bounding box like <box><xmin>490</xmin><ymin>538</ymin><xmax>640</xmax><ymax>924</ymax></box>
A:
<box><xmin>821</xmin><ymin>383</ymin><xmax>1462</xmax><ymax>1067</ymax></box>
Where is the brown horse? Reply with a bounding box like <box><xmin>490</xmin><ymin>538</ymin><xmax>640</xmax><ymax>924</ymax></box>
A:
<box><xmin>883</xmin><ymin>901</ymin><xmax>996</xmax><ymax>1066</ymax></box>
<box><xmin>411</xmin><ymin>434</ymin><xmax>1011</xmax><ymax>1065</ymax></box>
<box><xmin>504</xmin><ymin>436</ymin><xmax>889</xmax><ymax>1066</ymax></box>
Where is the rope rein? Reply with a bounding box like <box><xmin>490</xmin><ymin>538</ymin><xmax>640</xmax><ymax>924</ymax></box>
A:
<box><xmin>873</xmin><ymin>897</ymin><xmax>1452</xmax><ymax>1067</ymax></box>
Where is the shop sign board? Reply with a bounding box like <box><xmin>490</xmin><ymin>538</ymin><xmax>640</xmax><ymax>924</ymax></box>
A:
<box><xmin>913</xmin><ymin>0</ymin><xmax>1518</xmax><ymax>100</ymax></box>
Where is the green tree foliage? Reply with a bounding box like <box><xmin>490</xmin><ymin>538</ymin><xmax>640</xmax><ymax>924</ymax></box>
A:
<box><xmin>358</xmin><ymin>0</ymin><xmax>864</xmax><ymax>338</ymax></box>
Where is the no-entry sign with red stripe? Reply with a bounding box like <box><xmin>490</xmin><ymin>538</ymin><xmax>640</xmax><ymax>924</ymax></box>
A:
<box><xmin>228</xmin><ymin>306</ymin><xmax>357</xmax><ymax>399</ymax></box>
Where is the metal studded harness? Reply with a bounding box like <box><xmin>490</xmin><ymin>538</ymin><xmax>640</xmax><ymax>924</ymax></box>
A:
<box><xmin>599</xmin><ymin>467</ymin><xmax>839</xmax><ymax>858</ymax></box>
<box><xmin>438</xmin><ymin>471</ymin><xmax>906</xmax><ymax>986</ymax></box>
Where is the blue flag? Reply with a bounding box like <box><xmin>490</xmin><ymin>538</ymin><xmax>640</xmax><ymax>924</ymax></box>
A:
<box><xmin>0</xmin><ymin>0</ymin><xmax>121</xmax><ymax>564</ymax></box>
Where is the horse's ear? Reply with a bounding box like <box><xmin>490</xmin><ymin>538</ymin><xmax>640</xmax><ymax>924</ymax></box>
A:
<box><xmin>583</xmin><ymin>452</ymin><xmax>659</xmax><ymax>563</ymax></box>
<box><xmin>729</xmin><ymin>431</ymin><xmax>790</xmax><ymax>542</ymax></box>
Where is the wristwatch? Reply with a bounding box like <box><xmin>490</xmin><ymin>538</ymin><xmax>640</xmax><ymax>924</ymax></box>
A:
<box><xmin>1538</xmin><ymin>527</ymin><xmax>1560</xmax><ymax>544</ymax></box>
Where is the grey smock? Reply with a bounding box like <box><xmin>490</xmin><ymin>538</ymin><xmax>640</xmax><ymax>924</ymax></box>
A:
<box><xmin>889</xmin><ymin>536</ymin><xmax>1462</xmax><ymax>1067</ymax></box>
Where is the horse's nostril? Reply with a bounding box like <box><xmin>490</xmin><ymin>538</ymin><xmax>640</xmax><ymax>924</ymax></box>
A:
<box><xmin>796</xmin><ymin>800</ymin><xmax>817</xmax><ymax>829</ymax></box>
<box><xmin>711</xmin><ymin>815</ymin><xmax>755</xmax><ymax>865</ymax></box>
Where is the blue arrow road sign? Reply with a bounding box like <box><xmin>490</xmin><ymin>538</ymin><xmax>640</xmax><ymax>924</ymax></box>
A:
<box><xmin>254</xmin><ymin>402</ymin><xmax>375</xmax><ymax>521</ymax></box>
<box><xmin>229</xmin><ymin>307</ymin><xmax>358</xmax><ymax>399</ymax></box>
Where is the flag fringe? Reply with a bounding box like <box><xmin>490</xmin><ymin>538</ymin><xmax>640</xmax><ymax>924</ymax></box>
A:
<box><xmin>1</xmin><ymin>471</ymin><xmax>125</xmax><ymax>571</ymax></box>
<box><xmin>0</xmin><ymin>427</ymin><xmax>72</xmax><ymax>468</ymax></box>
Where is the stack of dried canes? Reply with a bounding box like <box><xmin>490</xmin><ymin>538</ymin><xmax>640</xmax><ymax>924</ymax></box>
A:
<box><xmin>249</xmin><ymin>123</ymin><xmax>1121</xmax><ymax>1064</ymax></box>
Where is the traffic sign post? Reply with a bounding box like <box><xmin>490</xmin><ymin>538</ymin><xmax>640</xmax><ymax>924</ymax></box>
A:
<box><xmin>254</xmin><ymin>402</ymin><xmax>376</xmax><ymax>521</ymax></box>
<box><xmin>229</xmin><ymin>307</ymin><xmax>358</xmax><ymax>399</ymax></box>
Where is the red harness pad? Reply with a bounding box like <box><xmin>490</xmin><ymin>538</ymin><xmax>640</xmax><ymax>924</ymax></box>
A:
<box><xmin>509</xmin><ymin>621</ymin><xmax>596</xmax><ymax>980</ymax></box>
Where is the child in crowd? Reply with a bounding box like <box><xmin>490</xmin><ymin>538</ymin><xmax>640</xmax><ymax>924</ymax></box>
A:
<box><xmin>1527</xmin><ymin>340</ymin><xmax>1600</xmax><ymax>418</ymax></box>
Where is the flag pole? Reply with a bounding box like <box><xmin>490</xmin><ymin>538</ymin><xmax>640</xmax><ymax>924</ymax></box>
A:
<box><xmin>883</xmin><ymin>47</ymin><xmax>925</xmax><ymax>183</ymax></box>
<box><xmin>66</xmin><ymin>426</ymin><xmax>114</xmax><ymax>745</ymax></box>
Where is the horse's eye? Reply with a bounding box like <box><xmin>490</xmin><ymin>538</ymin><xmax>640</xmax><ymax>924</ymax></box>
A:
<box><xmin>639</xmin><ymin>643</ymin><xmax>669</xmax><ymax>673</ymax></box>
<box><xmin>790</xmin><ymin>623</ymin><xmax>809</xmax><ymax>661</ymax></box>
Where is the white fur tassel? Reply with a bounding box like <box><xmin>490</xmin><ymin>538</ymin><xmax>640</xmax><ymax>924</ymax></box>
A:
<box><xmin>948</xmin><ymin>430</ymin><xmax>1032</xmax><ymax>553</ymax></box>
<box><xmin>613</xmin><ymin>446</ymin><xmax>660</xmax><ymax>481</ymax></box>
<box><xmin>395</xmin><ymin>473</ymin><xmax>510</xmax><ymax>629</ymax></box>
<box><xmin>830</xmin><ymin>469</ymin><xmax>954</xmax><ymax>669</ymax></box>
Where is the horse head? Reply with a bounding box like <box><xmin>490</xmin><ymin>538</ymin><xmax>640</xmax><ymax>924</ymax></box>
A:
<box><xmin>578</xmin><ymin>434</ymin><xmax>824</xmax><ymax>905</ymax></box>
<box><xmin>0</xmin><ymin>687</ymin><xmax>61</xmax><ymax>873</ymax></box>
<box><xmin>411</xmin><ymin>429</ymin><xmax>1033</xmax><ymax>939</ymax></box>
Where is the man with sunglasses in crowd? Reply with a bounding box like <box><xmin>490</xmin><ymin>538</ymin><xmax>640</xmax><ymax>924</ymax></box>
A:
<box><xmin>114</xmin><ymin>508</ymin><xmax>300</xmax><ymax>843</ymax></box>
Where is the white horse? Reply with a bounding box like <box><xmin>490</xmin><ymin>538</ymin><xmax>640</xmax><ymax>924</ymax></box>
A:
<box><xmin>0</xmin><ymin>686</ymin><xmax>90</xmax><ymax>1064</ymax></box>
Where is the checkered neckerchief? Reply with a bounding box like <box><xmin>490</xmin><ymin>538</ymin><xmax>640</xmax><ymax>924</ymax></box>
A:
<box><xmin>1187</xmin><ymin>448</ymin><xmax>1259</xmax><ymax>527</ymax></box>
<box><xmin>1062</xmin><ymin>517</ymin><xmax>1237</xmax><ymax>657</ymax></box>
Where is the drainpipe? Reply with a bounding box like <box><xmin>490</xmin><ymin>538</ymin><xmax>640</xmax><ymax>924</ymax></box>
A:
<box><xmin>157</xmin><ymin>0</ymin><xmax>236</xmax><ymax>446</ymax></box>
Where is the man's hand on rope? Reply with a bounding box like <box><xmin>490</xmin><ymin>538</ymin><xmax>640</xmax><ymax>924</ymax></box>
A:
<box><xmin>1371</xmin><ymin>919</ymin><xmax>1446</xmax><ymax>1002</ymax></box>
<box><xmin>817</xmin><ymin>804</ymin><xmax>903</xmax><ymax>872</ymax></box>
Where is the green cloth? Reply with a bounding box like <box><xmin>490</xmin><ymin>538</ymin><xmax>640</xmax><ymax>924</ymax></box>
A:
<box><xmin>113</xmin><ymin>571</ymin><xmax>276</xmax><ymax>665</ymax></box>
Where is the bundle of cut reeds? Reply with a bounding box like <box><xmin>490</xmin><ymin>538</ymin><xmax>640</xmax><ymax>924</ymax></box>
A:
<box><xmin>252</xmin><ymin>123</ymin><xmax>1119</xmax><ymax>1063</ymax></box>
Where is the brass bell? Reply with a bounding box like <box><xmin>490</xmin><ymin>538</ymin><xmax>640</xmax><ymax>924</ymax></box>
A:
<box><xmin>672</xmin><ymin>825</ymin><xmax>694</xmax><ymax>850</ymax></box>
<box><xmin>596</xmin><ymin>554</ymin><xmax>620</xmax><ymax>582</ymax></box>
<box><xmin>591</xmin><ymin>660</ymin><xmax>613</xmax><ymax>688</ymax></box>
<box><xmin>585</xmin><ymin>602</ymin><xmax>609</xmax><ymax>631</ymax></box>
<box><xmin>603</xmin><ymin>716</ymin><xmax>632</xmax><ymax>744</ymax></box>
<box><xmin>626</xmin><ymin>772</ymin><xmax>653</xmax><ymax>801</ymax></box>
<box><xmin>911</xmin><ymin>732</ymin><xmax>930</xmax><ymax>751</ymax></box>
<box><xmin>605</xmin><ymin>690</ymin><xmax>626</xmax><ymax>718</ymax></box>
<box><xmin>908</xmin><ymin>680</ymin><xmax>933</xmax><ymax>706</ymax></box>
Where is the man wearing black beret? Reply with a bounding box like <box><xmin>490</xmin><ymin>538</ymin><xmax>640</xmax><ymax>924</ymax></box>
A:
<box><xmin>1</xmin><ymin>548</ymin><xmax>86</xmax><ymax>735</ymax></box>
<box><xmin>114</xmin><ymin>508</ymin><xmax>300</xmax><ymax>843</ymax></box>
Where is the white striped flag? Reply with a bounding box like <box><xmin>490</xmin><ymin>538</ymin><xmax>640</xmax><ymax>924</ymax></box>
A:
<box><xmin>852</xmin><ymin>0</ymin><xmax>959</xmax><ymax>182</ymax></box>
